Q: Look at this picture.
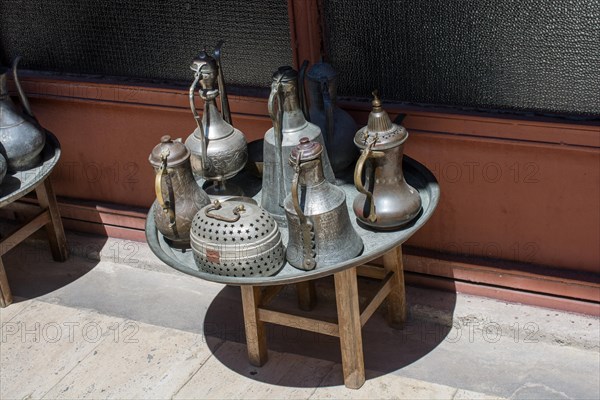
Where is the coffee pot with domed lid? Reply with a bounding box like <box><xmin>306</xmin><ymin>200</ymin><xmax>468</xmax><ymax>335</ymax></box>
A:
<box><xmin>353</xmin><ymin>91</ymin><xmax>421</xmax><ymax>230</ymax></box>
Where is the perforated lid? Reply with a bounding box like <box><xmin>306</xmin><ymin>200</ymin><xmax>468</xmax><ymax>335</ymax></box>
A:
<box><xmin>148</xmin><ymin>135</ymin><xmax>190</xmax><ymax>167</ymax></box>
<box><xmin>354</xmin><ymin>91</ymin><xmax>408</xmax><ymax>150</ymax></box>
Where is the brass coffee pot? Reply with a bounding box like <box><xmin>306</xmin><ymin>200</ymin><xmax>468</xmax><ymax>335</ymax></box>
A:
<box><xmin>0</xmin><ymin>56</ymin><xmax>46</xmax><ymax>171</ymax></box>
<box><xmin>353</xmin><ymin>92</ymin><xmax>421</xmax><ymax>230</ymax></box>
<box><xmin>262</xmin><ymin>66</ymin><xmax>335</xmax><ymax>220</ymax></box>
<box><xmin>149</xmin><ymin>135</ymin><xmax>211</xmax><ymax>248</ymax></box>
<box><xmin>284</xmin><ymin>138</ymin><xmax>363</xmax><ymax>270</ymax></box>
<box><xmin>186</xmin><ymin>44</ymin><xmax>247</xmax><ymax>196</ymax></box>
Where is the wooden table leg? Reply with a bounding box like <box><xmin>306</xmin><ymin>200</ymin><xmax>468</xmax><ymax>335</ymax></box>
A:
<box><xmin>240</xmin><ymin>285</ymin><xmax>268</xmax><ymax>366</ymax></box>
<box><xmin>296</xmin><ymin>281</ymin><xmax>317</xmax><ymax>311</ymax></box>
<box><xmin>383</xmin><ymin>245</ymin><xmax>407</xmax><ymax>328</ymax></box>
<box><xmin>35</xmin><ymin>178</ymin><xmax>68</xmax><ymax>262</ymax></box>
<box><xmin>0</xmin><ymin>258</ymin><xmax>13</xmax><ymax>307</ymax></box>
<box><xmin>334</xmin><ymin>267</ymin><xmax>365</xmax><ymax>389</ymax></box>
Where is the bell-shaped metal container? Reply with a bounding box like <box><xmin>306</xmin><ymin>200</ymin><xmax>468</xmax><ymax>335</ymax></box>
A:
<box><xmin>303</xmin><ymin>61</ymin><xmax>358</xmax><ymax>177</ymax></box>
<box><xmin>262</xmin><ymin>66</ymin><xmax>335</xmax><ymax>221</ymax></box>
<box><xmin>185</xmin><ymin>45</ymin><xmax>248</xmax><ymax>195</ymax></box>
<box><xmin>149</xmin><ymin>135</ymin><xmax>211</xmax><ymax>249</ymax></box>
<box><xmin>284</xmin><ymin>138</ymin><xmax>363</xmax><ymax>270</ymax></box>
<box><xmin>353</xmin><ymin>92</ymin><xmax>421</xmax><ymax>230</ymax></box>
<box><xmin>0</xmin><ymin>57</ymin><xmax>46</xmax><ymax>171</ymax></box>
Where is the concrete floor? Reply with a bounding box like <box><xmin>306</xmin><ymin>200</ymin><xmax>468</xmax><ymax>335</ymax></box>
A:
<box><xmin>0</xmin><ymin>231</ymin><xmax>598</xmax><ymax>399</ymax></box>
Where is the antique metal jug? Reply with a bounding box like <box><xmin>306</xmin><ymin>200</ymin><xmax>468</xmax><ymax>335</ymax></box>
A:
<box><xmin>190</xmin><ymin>198</ymin><xmax>285</xmax><ymax>277</ymax></box>
<box><xmin>262</xmin><ymin>66</ymin><xmax>335</xmax><ymax>220</ymax></box>
<box><xmin>353</xmin><ymin>92</ymin><xmax>421</xmax><ymax>230</ymax></box>
<box><xmin>303</xmin><ymin>61</ymin><xmax>358</xmax><ymax>177</ymax></box>
<box><xmin>186</xmin><ymin>44</ymin><xmax>247</xmax><ymax>196</ymax></box>
<box><xmin>0</xmin><ymin>57</ymin><xmax>46</xmax><ymax>171</ymax></box>
<box><xmin>284</xmin><ymin>138</ymin><xmax>363</xmax><ymax>270</ymax></box>
<box><xmin>149</xmin><ymin>135</ymin><xmax>211</xmax><ymax>249</ymax></box>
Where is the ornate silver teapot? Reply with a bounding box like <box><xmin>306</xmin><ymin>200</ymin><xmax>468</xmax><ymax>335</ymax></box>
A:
<box><xmin>353</xmin><ymin>92</ymin><xmax>421</xmax><ymax>230</ymax></box>
<box><xmin>262</xmin><ymin>66</ymin><xmax>335</xmax><ymax>220</ymax></box>
<box><xmin>303</xmin><ymin>61</ymin><xmax>358</xmax><ymax>177</ymax></box>
<box><xmin>149</xmin><ymin>135</ymin><xmax>211</xmax><ymax>248</ymax></box>
<box><xmin>186</xmin><ymin>44</ymin><xmax>247</xmax><ymax>196</ymax></box>
<box><xmin>284</xmin><ymin>138</ymin><xmax>363</xmax><ymax>270</ymax></box>
<box><xmin>0</xmin><ymin>57</ymin><xmax>46</xmax><ymax>171</ymax></box>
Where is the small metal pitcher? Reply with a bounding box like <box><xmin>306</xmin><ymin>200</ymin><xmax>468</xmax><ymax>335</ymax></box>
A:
<box><xmin>185</xmin><ymin>43</ymin><xmax>248</xmax><ymax>196</ymax></box>
<box><xmin>262</xmin><ymin>66</ymin><xmax>335</xmax><ymax>221</ymax></box>
<box><xmin>284</xmin><ymin>138</ymin><xmax>363</xmax><ymax>270</ymax></box>
<box><xmin>149</xmin><ymin>135</ymin><xmax>211</xmax><ymax>248</ymax></box>
<box><xmin>353</xmin><ymin>92</ymin><xmax>421</xmax><ymax>230</ymax></box>
<box><xmin>0</xmin><ymin>56</ymin><xmax>46</xmax><ymax>171</ymax></box>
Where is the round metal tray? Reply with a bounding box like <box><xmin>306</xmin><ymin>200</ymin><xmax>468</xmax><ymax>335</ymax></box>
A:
<box><xmin>0</xmin><ymin>131</ymin><xmax>61</xmax><ymax>207</ymax></box>
<box><xmin>146</xmin><ymin>156</ymin><xmax>440</xmax><ymax>286</ymax></box>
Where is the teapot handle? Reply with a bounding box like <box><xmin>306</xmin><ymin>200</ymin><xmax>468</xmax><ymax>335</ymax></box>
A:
<box><xmin>321</xmin><ymin>80</ymin><xmax>334</xmax><ymax>153</ymax></box>
<box><xmin>298</xmin><ymin>60</ymin><xmax>310</xmax><ymax>121</ymax></box>
<box><xmin>155</xmin><ymin>151</ymin><xmax>177</xmax><ymax>230</ymax></box>
<box><xmin>189</xmin><ymin>71</ymin><xmax>208</xmax><ymax>175</ymax></box>
<box><xmin>353</xmin><ymin>137</ymin><xmax>384</xmax><ymax>223</ymax></box>
<box><xmin>214</xmin><ymin>41</ymin><xmax>232</xmax><ymax>125</ymax></box>
<box><xmin>268</xmin><ymin>79</ymin><xmax>286</xmax><ymax>207</ymax></box>
<box><xmin>291</xmin><ymin>152</ymin><xmax>316</xmax><ymax>270</ymax></box>
<box><xmin>12</xmin><ymin>56</ymin><xmax>35</xmax><ymax>119</ymax></box>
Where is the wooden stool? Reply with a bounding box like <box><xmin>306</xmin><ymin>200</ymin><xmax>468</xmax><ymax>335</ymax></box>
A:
<box><xmin>240</xmin><ymin>245</ymin><xmax>406</xmax><ymax>389</ymax></box>
<box><xmin>0</xmin><ymin>176</ymin><xmax>68</xmax><ymax>307</ymax></box>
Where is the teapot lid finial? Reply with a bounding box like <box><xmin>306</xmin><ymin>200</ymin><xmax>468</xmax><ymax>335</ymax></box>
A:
<box><xmin>372</xmin><ymin>90</ymin><xmax>382</xmax><ymax>110</ymax></box>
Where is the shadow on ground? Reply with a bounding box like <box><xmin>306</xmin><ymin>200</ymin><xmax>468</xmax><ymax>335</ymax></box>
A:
<box><xmin>203</xmin><ymin>278</ymin><xmax>457</xmax><ymax>388</ymax></box>
<box><xmin>1</xmin><ymin>230</ymin><xmax>104</xmax><ymax>301</ymax></box>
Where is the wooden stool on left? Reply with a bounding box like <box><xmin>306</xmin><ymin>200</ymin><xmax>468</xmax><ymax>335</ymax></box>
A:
<box><xmin>0</xmin><ymin>132</ymin><xmax>68</xmax><ymax>307</ymax></box>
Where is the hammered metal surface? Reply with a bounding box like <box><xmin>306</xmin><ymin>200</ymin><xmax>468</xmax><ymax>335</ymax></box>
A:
<box><xmin>146</xmin><ymin>155</ymin><xmax>440</xmax><ymax>286</ymax></box>
<box><xmin>324</xmin><ymin>0</ymin><xmax>600</xmax><ymax>116</ymax></box>
<box><xmin>0</xmin><ymin>131</ymin><xmax>60</xmax><ymax>206</ymax></box>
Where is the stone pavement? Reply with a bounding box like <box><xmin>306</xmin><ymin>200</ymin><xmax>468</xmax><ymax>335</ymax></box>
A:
<box><xmin>0</xmin><ymin>232</ymin><xmax>598</xmax><ymax>399</ymax></box>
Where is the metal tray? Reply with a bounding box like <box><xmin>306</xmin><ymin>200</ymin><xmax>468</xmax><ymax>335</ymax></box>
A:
<box><xmin>0</xmin><ymin>131</ymin><xmax>61</xmax><ymax>207</ymax></box>
<box><xmin>146</xmin><ymin>156</ymin><xmax>440</xmax><ymax>286</ymax></box>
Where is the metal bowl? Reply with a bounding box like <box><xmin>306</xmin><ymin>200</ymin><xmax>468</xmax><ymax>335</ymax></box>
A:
<box><xmin>190</xmin><ymin>199</ymin><xmax>285</xmax><ymax>277</ymax></box>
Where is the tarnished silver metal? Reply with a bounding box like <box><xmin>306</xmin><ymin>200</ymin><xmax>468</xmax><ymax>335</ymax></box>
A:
<box><xmin>284</xmin><ymin>138</ymin><xmax>363</xmax><ymax>270</ymax></box>
<box><xmin>0</xmin><ymin>154</ymin><xmax>6</xmax><ymax>187</ymax></box>
<box><xmin>145</xmin><ymin>155</ymin><xmax>440</xmax><ymax>286</ymax></box>
<box><xmin>149</xmin><ymin>135</ymin><xmax>211</xmax><ymax>249</ymax></box>
<box><xmin>353</xmin><ymin>91</ymin><xmax>422</xmax><ymax>230</ymax></box>
<box><xmin>262</xmin><ymin>66</ymin><xmax>335</xmax><ymax>221</ymax></box>
<box><xmin>0</xmin><ymin>56</ymin><xmax>46</xmax><ymax>171</ymax></box>
<box><xmin>190</xmin><ymin>199</ymin><xmax>285</xmax><ymax>277</ymax></box>
<box><xmin>185</xmin><ymin>45</ymin><xmax>248</xmax><ymax>196</ymax></box>
<box><xmin>305</xmin><ymin>61</ymin><xmax>358</xmax><ymax>177</ymax></box>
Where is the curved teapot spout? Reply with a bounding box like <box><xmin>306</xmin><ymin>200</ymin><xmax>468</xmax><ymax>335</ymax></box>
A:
<box><xmin>12</xmin><ymin>56</ymin><xmax>35</xmax><ymax>119</ymax></box>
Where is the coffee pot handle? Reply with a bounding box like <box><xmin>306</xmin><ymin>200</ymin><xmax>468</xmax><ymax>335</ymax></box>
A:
<box><xmin>291</xmin><ymin>153</ymin><xmax>316</xmax><ymax>270</ymax></box>
<box><xmin>268</xmin><ymin>79</ymin><xmax>286</xmax><ymax>207</ymax></box>
<box><xmin>12</xmin><ymin>56</ymin><xmax>35</xmax><ymax>119</ymax></box>
<box><xmin>213</xmin><ymin>41</ymin><xmax>232</xmax><ymax>125</ymax></box>
<box><xmin>298</xmin><ymin>60</ymin><xmax>310</xmax><ymax>121</ymax></box>
<box><xmin>155</xmin><ymin>151</ymin><xmax>177</xmax><ymax>231</ymax></box>
<box><xmin>189</xmin><ymin>71</ymin><xmax>209</xmax><ymax>175</ymax></box>
<box><xmin>321</xmin><ymin>80</ymin><xmax>334</xmax><ymax>152</ymax></box>
<box><xmin>354</xmin><ymin>139</ymin><xmax>384</xmax><ymax>223</ymax></box>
